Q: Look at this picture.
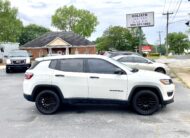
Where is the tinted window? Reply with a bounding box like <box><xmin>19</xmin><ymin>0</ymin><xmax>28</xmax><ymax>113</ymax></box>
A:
<box><xmin>118</xmin><ymin>57</ymin><xmax>134</xmax><ymax>62</ymax></box>
<box><xmin>29</xmin><ymin>60</ymin><xmax>40</xmax><ymax>69</ymax></box>
<box><xmin>87</xmin><ymin>59</ymin><xmax>119</xmax><ymax>74</ymax></box>
<box><xmin>134</xmin><ymin>57</ymin><xmax>148</xmax><ymax>63</ymax></box>
<box><xmin>59</xmin><ymin>59</ymin><xmax>84</xmax><ymax>72</ymax></box>
<box><xmin>49</xmin><ymin>60</ymin><xmax>58</xmax><ymax>69</ymax></box>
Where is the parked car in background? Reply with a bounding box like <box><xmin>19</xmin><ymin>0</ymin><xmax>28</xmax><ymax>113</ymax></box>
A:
<box><xmin>23</xmin><ymin>55</ymin><xmax>174</xmax><ymax>115</ymax></box>
<box><xmin>113</xmin><ymin>55</ymin><xmax>169</xmax><ymax>74</ymax></box>
<box><xmin>5</xmin><ymin>50</ymin><xmax>31</xmax><ymax>73</ymax></box>
<box><xmin>103</xmin><ymin>51</ymin><xmax>142</xmax><ymax>58</ymax></box>
<box><xmin>0</xmin><ymin>42</ymin><xmax>19</xmax><ymax>63</ymax></box>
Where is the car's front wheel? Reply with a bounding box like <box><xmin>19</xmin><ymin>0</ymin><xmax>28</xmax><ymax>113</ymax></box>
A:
<box><xmin>35</xmin><ymin>90</ymin><xmax>60</xmax><ymax>114</ymax></box>
<box><xmin>132</xmin><ymin>90</ymin><xmax>159</xmax><ymax>115</ymax></box>
<box><xmin>6</xmin><ymin>67</ymin><xmax>11</xmax><ymax>73</ymax></box>
<box><xmin>155</xmin><ymin>68</ymin><xmax>166</xmax><ymax>74</ymax></box>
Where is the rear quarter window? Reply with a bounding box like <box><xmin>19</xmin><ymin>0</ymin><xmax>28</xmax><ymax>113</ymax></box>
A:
<box><xmin>49</xmin><ymin>60</ymin><xmax>58</xmax><ymax>69</ymax></box>
<box><xmin>29</xmin><ymin>61</ymin><xmax>40</xmax><ymax>70</ymax></box>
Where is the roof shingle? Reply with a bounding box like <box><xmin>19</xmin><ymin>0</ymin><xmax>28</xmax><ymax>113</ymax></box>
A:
<box><xmin>21</xmin><ymin>31</ymin><xmax>93</xmax><ymax>47</ymax></box>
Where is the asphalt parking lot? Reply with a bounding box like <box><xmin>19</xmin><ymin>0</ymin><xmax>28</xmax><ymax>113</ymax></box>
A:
<box><xmin>0</xmin><ymin>69</ymin><xmax>190</xmax><ymax>138</ymax></box>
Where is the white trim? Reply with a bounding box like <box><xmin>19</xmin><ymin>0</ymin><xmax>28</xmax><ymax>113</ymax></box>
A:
<box><xmin>45</xmin><ymin>37</ymin><xmax>72</xmax><ymax>47</ymax></box>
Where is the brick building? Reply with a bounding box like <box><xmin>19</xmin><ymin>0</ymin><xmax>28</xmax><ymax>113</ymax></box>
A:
<box><xmin>20</xmin><ymin>31</ymin><xmax>96</xmax><ymax>58</ymax></box>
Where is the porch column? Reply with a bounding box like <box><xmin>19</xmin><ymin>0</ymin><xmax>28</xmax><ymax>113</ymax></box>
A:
<box><xmin>65</xmin><ymin>47</ymin><xmax>69</xmax><ymax>55</ymax></box>
<box><xmin>48</xmin><ymin>48</ymin><xmax>52</xmax><ymax>54</ymax></box>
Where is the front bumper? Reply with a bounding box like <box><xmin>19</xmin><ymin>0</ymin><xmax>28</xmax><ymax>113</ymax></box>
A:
<box><xmin>6</xmin><ymin>64</ymin><xmax>31</xmax><ymax>70</ymax></box>
<box><xmin>163</xmin><ymin>97</ymin><xmax>174</xmax><ymax>105</ymax></box>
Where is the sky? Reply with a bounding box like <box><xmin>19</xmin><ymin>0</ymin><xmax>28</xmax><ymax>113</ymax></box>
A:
<box><xmin>10</xmin><ymin>0</ymin><xmax>190</xmax><ymax>45</ymax></box>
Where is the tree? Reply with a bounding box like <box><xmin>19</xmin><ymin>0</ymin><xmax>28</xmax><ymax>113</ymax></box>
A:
<box><xmin>19</xmin><ymin>24</ymin><xmax>50</xmax><ymax>45</ymax></box>
<box><xmin>167</xmin><ymin>32</ymin><xmax>190</xmax><ymax>54</ymax></box>
<box><xmin>96</xmin><ymin>26</ymin><xmax>146</xmax><ymax>51</ymax></box>
<box><xmin>0</xmin><ymin>0</ymin><xmax>23</xmax><ymax>42</ymax></box>
<box><xmin>130</xmin><ymin>28</ymin><xmax>146</xmax><ymax>49</ymax></box>
<box><xmin>152</xmin><ymin>44</ymin><xmax>166</xmax><ymax>55</ymax></box>
<box><xmin>52</xmin><ymin>5</ymin><xmax>98</xmax><ymax>37</ymax></box>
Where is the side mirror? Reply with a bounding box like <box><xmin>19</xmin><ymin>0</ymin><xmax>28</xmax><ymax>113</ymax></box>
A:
<box><xmin>147</xmin><ymin>61</ymin><xmax>153</xmax><ymax>64</ymax></box>
<box><xmin>4</xmin><ymin>55</ymin><xmax>8</xmax><ymax>58</ymax></box>
<box><xmin>131</xmin><ymin>68</ymin><xmax>139</xmax><ymax>72</ymax></box>
<box><xmin>114</xmin><ymin>68</ymin><xmax>126</xmax><ymax>75</ymax></box>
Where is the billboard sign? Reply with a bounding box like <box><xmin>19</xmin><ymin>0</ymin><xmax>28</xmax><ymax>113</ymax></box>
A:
<box><xmin>141</xmin><ymin>45</ymin><xmax>152</xmax><ymax>52</ymax></box>
<box><xmin>126</xmin><ymin>12</ymin><xmax>154</xmax><ymax>27</ymax></box>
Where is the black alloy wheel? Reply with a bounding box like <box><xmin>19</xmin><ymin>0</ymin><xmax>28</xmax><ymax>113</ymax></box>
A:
<box><xmin>132</xmin><ymin>90</ymin><xmax>159</xmax><ymax>115</ymax></box>
<box><xmin>6</xmin><ymin>67</ymin><xmax>11</xmax><ymax>73</ymax></box>
<box><xmin>35</xmin><ymin>90</ymin><xmax>60</xmax><ymax>114</ymax></box>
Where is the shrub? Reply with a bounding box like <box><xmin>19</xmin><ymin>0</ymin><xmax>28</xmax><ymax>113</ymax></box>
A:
<box><xmin>149</xmin><ymin>53</ymin><xmax>160</xmax><ymax>57</ymax></box>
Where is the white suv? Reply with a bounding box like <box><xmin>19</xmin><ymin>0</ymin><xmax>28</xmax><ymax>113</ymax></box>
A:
<box><xmin>23</xmin><ymin>55</ymin><xmax>175</xmax><ymax>115</ymax></box>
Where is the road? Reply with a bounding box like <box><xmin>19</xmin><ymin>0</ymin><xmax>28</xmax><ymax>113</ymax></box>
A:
<box><xmin>0</xmin><ymin>69</ymin><xmax>190</xmax><ymax>138</ymax></box>
<box><xmin>174</xmin><ymin>54</ymin><xmax>190</xmax><ymax>59</ymax></box>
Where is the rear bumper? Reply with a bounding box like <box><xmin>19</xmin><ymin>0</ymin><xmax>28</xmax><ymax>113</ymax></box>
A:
<box><xmin>23</xmin><ymin>94</ymin><xmax>34</xmax><ymax>102</ymax></box>
<box><xmin>6</xmin><ymin>64</ymin><xmax>31</xmax><ymax>70</ymax></box>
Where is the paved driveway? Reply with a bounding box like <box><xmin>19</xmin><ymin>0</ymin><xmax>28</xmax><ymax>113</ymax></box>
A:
<box><xmin>0</xmin><ymin>69</ymin><xmax>190</xmax><ymax>138</ymax></box>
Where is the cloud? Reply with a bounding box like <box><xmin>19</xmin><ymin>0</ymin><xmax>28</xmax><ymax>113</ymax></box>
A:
<box><xmin>9</xmin><ymin>0</ymin><xmax>189</xmax><ymax>44</ymax></box>
<box><xmin>104</xmin><ymin>1</ymin><xmax>122</xmax><ymax>4</ymax></box>
<box><xmin>29</xmin><ymin>2</ymin><xmax>47</xmax><ymax>9</ymax></box>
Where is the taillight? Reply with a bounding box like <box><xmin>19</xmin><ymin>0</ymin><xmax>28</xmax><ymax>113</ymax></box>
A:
<box><xmin>25</xmin><ymin>73</ymin><xmax>33</xmax><ymax>79</ymax></box>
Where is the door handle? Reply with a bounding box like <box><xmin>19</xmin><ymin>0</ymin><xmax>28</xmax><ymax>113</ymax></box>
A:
<box><xmin>55</xmin><ymin>74</ymin><xmax>65</xmax><ymax>77</ymax></box>
<box><xmin>90</xmin><ymin>76</ymin><xmax>99</xmax><ymax>79</ymax></box>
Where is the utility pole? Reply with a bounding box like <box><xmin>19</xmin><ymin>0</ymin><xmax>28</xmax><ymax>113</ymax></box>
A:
<box><xmin>138</xmin><ymin>27</ymin><xmax>142</xmax><ymax>54</ymax></box>
<box><xmin>163</xmin><ymin>12</ymin><xmax>173</xmax><ymax>56</ymax></box>
<box><xmin>158</xmin><ymin>31</ymin><xmax>162</xmax><ymax>47</ymax></box>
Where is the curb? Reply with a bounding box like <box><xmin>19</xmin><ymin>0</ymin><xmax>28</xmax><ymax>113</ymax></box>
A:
<box><xmin>170</xmin><ymin>67</ymin><xmax>190</xmax><ymax>89</ymax></box>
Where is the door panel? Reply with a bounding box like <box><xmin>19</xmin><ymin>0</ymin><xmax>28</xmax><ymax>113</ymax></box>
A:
<box><xmin>122</xmin><ymin>62</ymin><xmax>137</xmax><ymax>69</ymax></box>
<box><xmin>137</xmin><ymin>63</ymin><xmax>154</xmax><ymax>71</ymax></box>
<box><xmin>50</xmin><ymin>59</ymin><xmax>88</xmax><ymax>98</ymax></box>
<box><xmin>87</xmin><ymin>73</ymin><xmax>128</xmax><ymax>100</ymax></box>
<box><xmin>52</xmin><ymin>71</ymin><xmax>88</xmax><ymax>98</ymax></box>
<box><xmin>86</xmin><ymin>58</ymin><xmax>128</xmax><ymax>100</ymax></box>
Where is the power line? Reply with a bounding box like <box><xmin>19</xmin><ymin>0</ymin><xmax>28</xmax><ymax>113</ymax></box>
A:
<box><xmin>167</xmin><ymin>0</ymin><xmax>174</xmax><ymax>12</ymax></box>
<box><xmin>158</xmin><ymin>0</ymin><xmax>167</xmax><ymax>28</ymax></box>
<box><xmin>171</xmin><ymin>0</ymin><xmax>183</xmax><ymax>21</ymax></box>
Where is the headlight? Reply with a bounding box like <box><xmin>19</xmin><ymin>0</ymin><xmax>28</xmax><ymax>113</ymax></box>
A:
<box><xmin>160</xmin><ymin>79</ymin><xmax>173</xmax><ymax>85</ymax></box>
<box><xmin>26</xmin><ymin>58</ymin><xmax>30</xmax><ymax>64</ymax></box>
<box><xmin>6</xmin><ymin>59</ymin><xmax>11</xmax><ymax>64</ymax></box>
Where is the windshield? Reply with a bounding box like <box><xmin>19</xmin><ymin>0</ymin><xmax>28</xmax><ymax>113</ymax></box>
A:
<box><xmin>8</xmin><ymin>51</ymin><xmax>29</xmax><ymax>57</ymax></box>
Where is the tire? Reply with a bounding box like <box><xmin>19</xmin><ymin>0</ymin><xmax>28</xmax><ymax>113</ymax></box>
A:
<box><xmin>6</xmin><ymin>67</ymin><xmax>11</xmax><ymax>73</ymax></box>
<box><xmin>155</xmin><ymin>68</ymin><xmax>166</xmax><ymax>74</ymax></box>
<box><xmin>35</xmin><ymin>90</ymin><xmax>60</xmax><ymax>114</ymax></box>
<box><xmin>132</xmin><ymin>90</ymin><xmax>159</xmax><ymax>115</ymax></box>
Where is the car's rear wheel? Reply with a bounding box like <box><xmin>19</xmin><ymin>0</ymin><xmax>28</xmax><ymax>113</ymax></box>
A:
<box><xmin>155</xmin><ymin>68</ymin><xmax>166</xmax><ymax>74</ymax></box>
<box><xmin>132</xmin><ymin>90</ymin><xmax>159</xmax><ymax>115</ymax></box>
<box><xmin>35</xmin><ymin>90</ymin><xmax>60</xmax><ymax>114</ymax></box>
